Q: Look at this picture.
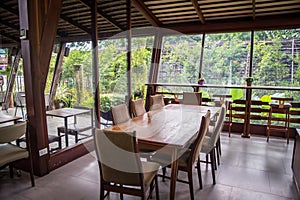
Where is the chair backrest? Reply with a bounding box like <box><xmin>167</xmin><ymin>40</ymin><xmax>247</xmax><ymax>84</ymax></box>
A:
<box><xmin>0</xmin><ymin>122</ymin><xmax>27</xmax><ymax>144</ymax></box>
<box><xmin>131</xmin><ymin>99</ymin><xmax>146</xmax><ymax>117</ymax></box>
<box><xmin>210</xmin><ymin>104</ymin><xmax>226</xmax><ymax>146</ymax></box>
<box><xmin>93</xmin><ymin>129</ymin><xmax>144</xmax><ymax>186</ymax></box>
<box><xmin>111</xmin><ymin>103</ymin><xmax>131</xmax><ymax>125</ymax></box>
<box><xmin>14</xmin><ymin>92</ymin><xmax>26</xmax><ymax>106</ymax></box>
<box><xmin>149</xmin><ymin>94</ymin><xmax>165</xmax><ymax>111</ymax></box>
<box><xmin>189</xmin><ymin>110</ymin><xmax>211</xmax><ymax>165</ymax></box>
<box><xmin>182</xmin><ymin>92</ymin><xmax>202</xmax><ymax>105</ymax></box>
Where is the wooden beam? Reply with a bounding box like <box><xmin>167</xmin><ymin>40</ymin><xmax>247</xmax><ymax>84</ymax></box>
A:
<box><xmin>163</xmin><ymin>15</ymin><xmax>300</xmax><ymax>34</ymax></box>
<box><xmin>60</xmin><ymin>14</ymin><xmax>91</xmax><ymax>35</ymax></box>
<box><xmin>0</xmin><ymin>2</ymin><xmax>19</xmax><ymax>15</ymax></box>
<box><xmin>2</xmin><ymin>49</ymin><xmax>21</xmax><ymax>110</ymax></box>
<box><xmin>252</xmin><ymin>0</ymin><xmax>256</xmax><ymax>20</ymax></box>
<box><xmin>191</xmin><ymin>0</ymin><xmax>205</xmax><ymax>24</ymax></box>
<box><xmin>127</xmin><ymin>0</ymin><xmax>132</xmax><ymax>110</ymax></box>
<box><xmin>49</xmin><ymin>43</ymin><xmax>66</xmax><ymax>110</ymax></box>
<box><xmin>0</xmin><ymin>31</ymin><xmax>19</xmax><ymax>42</ymax></box>
<box><xmin>132</xmin><ymin>0</ymin><xmax>162</xmax><ymax>27</ymax></box>
<box><xmin>91</xmin><ymin>0</ymin><xmax>100</xmax><ymax>128</ymax></box>
<box><xmin>18</xmin><ymin>0</ymin><xmax>62</xmax><ymax>176</ymax></box>
<box><xmin>0</xmin><ymin>19</ymin><xmax>19</xmax><ymax>31</ymax></box>
<box><xmin>79</xmin><ymin>0</ymin><xmax>125</xmax><ymax>30</ymax></box>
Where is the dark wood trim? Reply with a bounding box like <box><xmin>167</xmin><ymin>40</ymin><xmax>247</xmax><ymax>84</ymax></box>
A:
<box><xmin>49</xmin><ymin>42</ymin><xmax>66</xmax><ymax>110</ymax></box>
<box><xmin>163</xmin><ymin>15</ymin><xmax>300</xmax><ymax>34</ymax></box>
<box><xmin>48</xmin><ymin>139</ymin><xmax>94</xmax><ymax>171</ymax></box>
<box><xmin>132</xmin><ymin>0</ymin><xmax>162</xmax><ymax>27</ymax></box>
<box><xmin>191</xmin><ymin>0</ymin><xmax>205</xmax><ymax>24</ymax></box>
<box><xmin>91</xmin><ymin>0</ymin><xmax>100</xmax><ymax>128</ymax></box>
<box><xmin>249</xmin><ymin>30</ymin><xmax>254</xmax><ymax>76</ymax></box>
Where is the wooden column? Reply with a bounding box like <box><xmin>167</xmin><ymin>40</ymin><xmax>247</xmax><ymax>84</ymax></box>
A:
<box><xmin>49</xmin><ymin>42</ymin><xmax>66</xmax><ymax>110</ymax></box>
<box><xmin>126</xmin><ymin>0</ymin><xmax>132</xmax><ymax>111</ymax></box>
<box><xmin>18</xmin><ymin>0</ymin><xmax>62</xmax><ymax>176</ymax></box>
<box><xmin>198</xmin><ymin>33</ymin><xmax>205</xmax><ymax>80</ymax></box>
<box><xmin>146</xmin><ymin>31</ymin><xmax>163</xmax><ymax>110</ymax></box>
<box><xmin>91</xmin><ymin>0</ymin><xmax>100</xmax><ymax>128</ymax></box>
<box><xmin>242</xmin><ymin>30</ymin><xmax>254</xmax><ymax>138</ymax></box>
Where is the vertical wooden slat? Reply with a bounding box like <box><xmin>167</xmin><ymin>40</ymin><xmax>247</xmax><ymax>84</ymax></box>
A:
<box><xmin>91</xmin><ymin>0</ymin><xmax>100</xmax><ymax>128</ymax></box>
<box><xmin>198</xmin><ymin>33</ymin><xmax>205</xmax><ymax>81</ymax></box>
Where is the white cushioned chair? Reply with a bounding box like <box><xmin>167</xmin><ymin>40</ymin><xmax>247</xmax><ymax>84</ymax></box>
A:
<box><xmin>0</xmin><ymin>121</ymin><xmax>35</xmax><ymax>187</ymax></box>
<box><xmin>111</xmin><ymin>103</ymin><xmax>131</xmax><ymax>125</ymax></box>
<box><xmin>93</xmin><ymin>129</ymin><xmax>160</xmax><ymax>200</ymax></box>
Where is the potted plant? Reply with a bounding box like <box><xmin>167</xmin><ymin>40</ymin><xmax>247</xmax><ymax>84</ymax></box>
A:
<box><xmin>245</xmin><ymin>77</ymin><xmax>254</xmax><ymax>86</ymax></box>
<box><xmin>54</xmin><ymin>85</ymin><xmax>72</xmax><ymax>109</ymax></box>
<box><xmin>198</xmin><ymin>77</ymin><xmax>205</xmax><ymax>85</ymax></box>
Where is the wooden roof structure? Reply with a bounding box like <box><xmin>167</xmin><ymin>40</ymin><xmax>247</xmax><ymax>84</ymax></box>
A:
<box><xmin>1</xmin><ymin>0</ymin><xmax>300</xmax><ymax>47</ymax></box>
<box><xmin>0</xmin><ymin>0</ymin><xmax>299</xmax><ymax>179</ymax></box>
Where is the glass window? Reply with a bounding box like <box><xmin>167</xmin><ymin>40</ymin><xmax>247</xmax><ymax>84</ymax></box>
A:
<box><xmin>253</xmin><ymin>29</ymin><xmax>300</xmax><ymax>100</ymax></box>
<box><xmin>203</xmin><ymin>32</ymin><xmax>251</xmax><ymax>86</ymax></box>
<box><xmin>158</xmin><ymin>35</ymin><xmax>202</xmax><ymax>84</ymax></box>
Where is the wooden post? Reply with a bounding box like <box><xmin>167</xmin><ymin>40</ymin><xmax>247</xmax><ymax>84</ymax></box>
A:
<box><xmin>126</xmin><ymin>0</ymin><xmax>132</xmax><ymax>112</ymax></box>
<box><xmin>91</xmin><ymin>0</ymin><xmax>100</xmax><ymax>128</ymax></box>
<box><xmin>49</xmin><ymin>42</ymin><xmax>66</xmax><ymax>110</ymax></box>
<box><xmin>18</xmin><ymin>0</ymin><xmax>62</xmax><ymax>176</ymax></box>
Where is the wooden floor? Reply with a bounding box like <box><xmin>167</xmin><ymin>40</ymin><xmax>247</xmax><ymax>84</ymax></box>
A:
<box><xmin>0</xmin><ymin>131</ymin><xmax>298</xmax><ymax>200</ymax></box>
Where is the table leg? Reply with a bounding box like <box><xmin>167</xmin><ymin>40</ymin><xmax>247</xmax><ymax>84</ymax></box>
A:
<box><xmin>169</xmin><ymin>149</ymin><xmax>178</xmax><ymax>200</ymax></box>
<box><xmin>64</xmin><ymin>118</ymin><xmax>69</xmax><ymax>147</ymax></box>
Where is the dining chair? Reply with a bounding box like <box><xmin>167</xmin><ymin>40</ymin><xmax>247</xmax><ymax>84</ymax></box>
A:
<box><xmin>0</xmin><ymin>121</ymin><xmax>35</xmax><ymax>187</ymax></box>
<box><xmin>149</xmin><ymin>94</ymin><xmax>165</xmax><ymax>111</ymax></box>
<box><xmin>93</xmin><ymin>129</ymin><xmax>160</xmax><ymax>200</ymax></box>
<box><xmin>131</xmin><ymin>98</ymin><xmax>146</xmax><ymax>117</ymax></box>
<box><xmin>151</xmin><ymin>110</ymin><xmax>211</xmax><ymax>200</ymax></box>
<box><xmin>200</xmin><ymin>103</ymin><xmax>226</xmax><ymax>182</ymax></box>
<box><xmin>111</xmin><ymin>103</ymin><xmax>131</xmax><ymax>125</ymax></box>
<box><xmin>14</xmin><ymin>92</ymin><xmax>26</xmax><ymax>119</ymax></box>
<box><xmin>182</xmin><ymin>92</ymin><xmax>202</xmax><ymax>105</ymax></box>
<box><xmin>100</xmin><ymin>109</ymin><xmax>113</xmax><ymax>127</ymax></box>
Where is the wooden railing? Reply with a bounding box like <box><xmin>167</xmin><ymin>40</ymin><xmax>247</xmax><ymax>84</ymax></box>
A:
<box><xmin>146</xmin><ymin>83</ymin><xmax>300</xmax><ymax>139</ymax></box>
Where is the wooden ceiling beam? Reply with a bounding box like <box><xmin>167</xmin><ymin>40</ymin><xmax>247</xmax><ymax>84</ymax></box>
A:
<box><xmin>0</xmin><ymin>31</ymin><xmax>19</xmax><ymax>42</ymax></box>
<box><xmin>252</xmin><ymin>0</ymin><xmax>256</xmax><ymax>20</ymax></box>
<box><xmin>79</xmin><ymin>0</ymin><xmax>125</xmax><ymax>30</ymax></box>
<box><xmin>60</xmin><ymin>14</ymin><xmax>91</xmax><ymax>35</ymax></box>
<box><xmin>191</xmin><ymin>0</ymin><xmax>205</xmax><ymax>24</ymax></box>
<box><xmin>0</xmin><ymin>2</ymin><xmax>19</xmax><ymax>15</ymax></box>
<box><xmin>132</xmin><ymin>0</ymin><xmax>162</xmax><ymax>27</ymax></box>
<box><xmin>0</xmin><ymin>19</ymin><xmax>19</xmax><ymax>31</ymax></box>
<box><xmin>164</xmin><ymin>15</ymin><xmax>300</xmax><ymax>34</ymax></box>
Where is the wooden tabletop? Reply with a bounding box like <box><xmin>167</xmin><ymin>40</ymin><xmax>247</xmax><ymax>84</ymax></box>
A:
<box><xmin>0</xmin><ymin>114</ymin><xmax>22</xmax><ymax>124</ymax></box>
<box><xmin>46</xmin><ymin>108</ymin><xmax>90</xmax><ymax>118</ymax></box>
<box><xmin>106</xmin><ymin>104</ymin><xmax>220</xmax><ymax>149</ymax></box>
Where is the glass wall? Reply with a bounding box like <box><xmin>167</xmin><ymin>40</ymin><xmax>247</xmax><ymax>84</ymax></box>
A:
<box><xmin>203</xmin><ymin>32</ymin><xmax>251</xmax><ymax>86</ymax></box>
<box><xmin>158</xmin><ymin>35</ymin><xmax>202</xmax><ymax>84</ymax></box>
<box><xmin>252</xmin><ymin>29</ymin><xmax>300</xmax><ymax>100</ymax></box>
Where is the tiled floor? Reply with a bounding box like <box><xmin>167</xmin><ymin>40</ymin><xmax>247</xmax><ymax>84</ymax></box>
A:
<box><xmin>0</xmin><ymin>131</ymin><xmax>298</xmax><ymax>200</ymax></box>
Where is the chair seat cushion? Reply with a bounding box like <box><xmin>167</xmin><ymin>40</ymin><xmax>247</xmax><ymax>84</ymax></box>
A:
<box><xmin>141</xmin><ymin>161</ymin><xmax>160</xmax><ymax>187</ymax></box>
<box><xmin>0</xmin><ymin>144</ymin><xmax>28</xmax><ymax>167</ymax></box>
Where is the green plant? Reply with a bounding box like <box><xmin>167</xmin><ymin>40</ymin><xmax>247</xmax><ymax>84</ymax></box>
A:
<box><xmin>54</xmin><ymin>85</ymin><xmax>73</xmax><ymax>107</ymax></box>
<box><xmin>245</xmin><ymin>77</ymin><xmax>254</xmax><ymax>82</ymax></box>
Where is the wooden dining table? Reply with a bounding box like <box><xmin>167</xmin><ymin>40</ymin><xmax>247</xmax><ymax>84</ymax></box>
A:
<box><xmin>46</xmin><ymin>108</ymin><xmax>92</xmax><ymax>147</ymax></box>
<box><xmin>105</xmin><ymin>104</ymin><xmax>220</xmax><ymax>200</ymax></box>
<box><xmin>0</xmin><ymin>113</ymin><xmax>22</xmax><ymax>125</ymax></box>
